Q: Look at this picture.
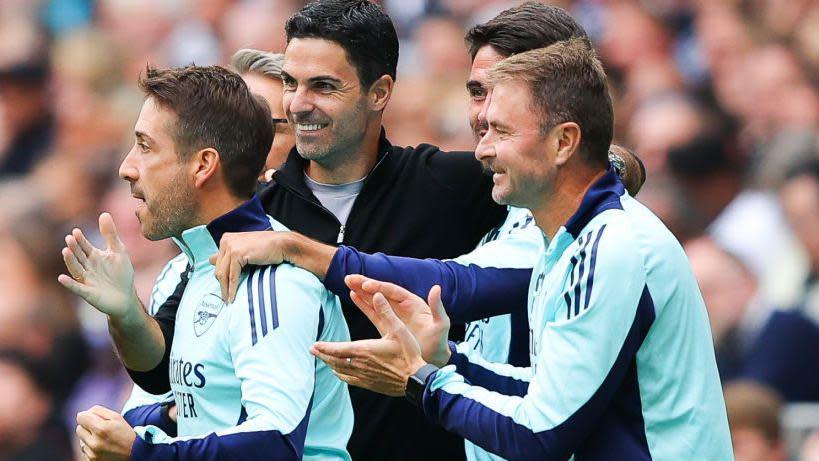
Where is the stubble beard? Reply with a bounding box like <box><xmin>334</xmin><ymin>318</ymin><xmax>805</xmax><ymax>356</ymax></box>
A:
<box><xmin>296</xmin><ymin>99</ymin><xmax>369</xmax><ymax>169</ymax></box>
<box><xmin>141</xmin><ymin>170</ymin><xmax>198</xmax><ymax>241</ymax></box>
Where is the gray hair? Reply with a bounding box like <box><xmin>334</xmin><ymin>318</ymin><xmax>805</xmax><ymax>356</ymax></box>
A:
<box><xmin>230</xmin><ymin>48</ymin><xmax>284</xmax><ymax>79</ymax></box>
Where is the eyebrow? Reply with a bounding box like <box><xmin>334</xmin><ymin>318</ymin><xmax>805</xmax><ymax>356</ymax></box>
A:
<box><xmin>280</xmin><ymin>70</ymin><xmax>342</xmax><ymax>85</ymax></box>
<box><xmin>135</xmin><ymin>131</ymin><xmax>156</xmax><ymax>143</ymax></box>
<box><xmin>489</xmin><ymin>120</ymin><xmax>512</xmax><ymax>132</ymax></box>
<box><xmin>308</xmin><ymin>75</ymin><xmax>342</xmax><ymax>86</ymax></box>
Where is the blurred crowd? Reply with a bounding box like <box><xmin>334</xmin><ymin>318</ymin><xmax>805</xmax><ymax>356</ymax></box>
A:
<box><xmin>0</xmin><ymin>0</ymin><xmax>817</xmax><ymax>460</ymax></box>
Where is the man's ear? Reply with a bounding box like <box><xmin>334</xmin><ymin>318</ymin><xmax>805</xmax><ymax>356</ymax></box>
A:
<box><xmin>190</xmin><ymin>148</ymin><xmax>220</xmax><ymax>188</ymax></box>
<box><xmin>368</xmin><ymin>75</ymin><xmax>394</xmax><ymax>112</ymax></box>
<box><xmin>553</xmin><ymin>122</ymin><xmax>582</xmax><ymax>167</ymax></box>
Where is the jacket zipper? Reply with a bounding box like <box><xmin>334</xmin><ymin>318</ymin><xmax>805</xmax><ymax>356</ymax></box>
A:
<box><xmin>274</xmin><ymin>151</ymin><xmax>391</xmax><ymax>246</ymax></box>
<box><xmin>336</xmin><ymin>225</ymin><xmax>345</xmax><ymax>244</ymax></box>
<box><xmin>333</xmin><ymin>151</ymin><xmax>390</xmax><ymax>245</ymax></box>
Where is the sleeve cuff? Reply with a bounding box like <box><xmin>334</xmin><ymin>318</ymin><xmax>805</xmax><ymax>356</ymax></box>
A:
<box><xmin>324</xmin><ymin>246</ymin><xmax>352</xmax><ymax>297</ymax></box>
<box><xmin>446</xmin><ymin>341</ymin><xmax>469</xmax><ymax>373</ymax></box>
<box><xmin>130</xmin><ymin>432</ymin><xmax>151</xmax><ymax>461</ymax></box>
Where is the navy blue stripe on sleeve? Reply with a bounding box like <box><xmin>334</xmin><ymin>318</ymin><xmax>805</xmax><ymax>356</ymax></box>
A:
<box><xmin>131</xmin><ymin>399</ymin><xmax>313</xmax><ymax>461</ymax></box>
<box><xmin>248</xmin><ymin>268</ymin><xmax>258</xmax><ymax>346</ymax></box>
<box><xmin>564</xmin><ymin>226</ymin><xmax>608</xmax><ymax>321</ymax></box>
<box><xmin>249</xmin><ymin>266</ymin><xmax>281</xmax><ymax>346</ymax></box>
<box><xmin>572</xmin><ymin>235</ymin><xmax>592</xmax><ymax>317</ymax></box>
<box><xmin>268</xmin><ymin>266</ymin><xmax>279</xmax><ymax>330</ymax></box>
<box><xmin>446</xmin><ymin>342</ymin><xmax>529</xmax><ymax>397</ymax></box>
<box><xmin>123</xmin><ymin>402</ymin><xmax>177</xmax><ymax>437</ymax></box>
<box><xmin>258</xmin><ymin>268</ymin><xmax>268</xmax><ymax>338</ymax></box>
<box><xmin>582</xmin><ymin>225</ymin><xmax>607</xmax><ymax>313</ymax></box>
<box><xmin>325</xmin><ymin>246</ymin><xmax>532</xmax><ymax>323</ymax></box>
<box><xmin>564</xmin><ymin>292</ymin><xmax>573</xmax><ymax>320</ymax></box>
<box><xmin>565</xmin><ymin>255</ymin><xmax>578</xmax><ymax>319</ymax></box>
<box><xmin>423</xmin><ymin>286</ymin><xmax>656</xmax><ymax>461</ymax></box>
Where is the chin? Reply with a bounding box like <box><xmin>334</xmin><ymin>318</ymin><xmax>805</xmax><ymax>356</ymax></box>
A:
<box><xmin>491</xmin><ymin>190</ymin><xmax>510</xmax><ymax>206</ymax></box>
<box><xmin>137</xmin><ymin>219</ymin><xmax>159</xmax><ymax>241</ymax></box>
<box><xmin>139</xmin><ymin>225</ymin><xmax>157</xmax><ymax>241</ymax></box>
<box><xmin>493</xmin><ymin>186</ymin><xmax>526</xmax><ymax>207</ymax></box>
<box><xmin>142</xmin><ymin>229</ymin><xmax>169</xmax><ymax>242</ymax></box>
<box><xmin>298</xmin><ymin>146</ymin><xmax>333</xmax><ymax>162</ymax></box>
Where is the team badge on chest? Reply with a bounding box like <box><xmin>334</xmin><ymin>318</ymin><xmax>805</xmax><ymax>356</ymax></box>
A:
<box><xmin>194</xmin><ymin>294</ymin><xmax>225</xmax><ymax>337</ymax></box>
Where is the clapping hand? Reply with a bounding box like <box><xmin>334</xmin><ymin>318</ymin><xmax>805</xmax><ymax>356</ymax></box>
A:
<box><xmin>345</xmin><ymin>275</ymin><xmax>452</xmax><ymax>366</ymax></box>
<box><xmin>58</xmin><ymin>213</ymin><xmax>140</xmax><ymax>319</ymax></box>
<box><xmin>311</xmin><ymin>275</ymin><xmax>452</xmax><ymax>396</ymax></box>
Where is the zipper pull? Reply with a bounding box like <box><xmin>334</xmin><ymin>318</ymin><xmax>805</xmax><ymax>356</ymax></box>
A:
<box><xmin>336</xmin><ymin>225</ymin><xmax>345</xmax><ymax>244</ymax></box>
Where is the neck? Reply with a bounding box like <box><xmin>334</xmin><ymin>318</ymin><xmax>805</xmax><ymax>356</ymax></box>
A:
<box><xmin>531</xmin><ymin>165</ymin><xmax>606</xmax><ymax>240</ymax></box>
<box><xmin>192</xmin><ymin>189</ymin><xmax>246</xmax><ymax>229</ymax></box>
<box><xmin>305</xmin><ymin>120</ymin><xmax>382</xmax><ymax>184</ymax></box>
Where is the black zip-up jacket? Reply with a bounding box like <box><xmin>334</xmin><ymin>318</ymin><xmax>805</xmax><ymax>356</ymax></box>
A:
<box><xmin>130</xmin><ymin>131</ymin><xmax>507</xmax><ymax>461</ymax></box>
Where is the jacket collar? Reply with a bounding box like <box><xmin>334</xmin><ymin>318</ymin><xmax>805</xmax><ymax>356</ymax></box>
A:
<box><xmin>563</xmin><ymin>164</ymin><xmax>625</xmax><ymax>239</ymax></box>
<box><xmin>206</xmin><ymin>195</ymin><xmax>271</xmax><ymax>244</ymax></box>
<box><xmin>174</xmin><ymin>195</ymin><xmax>271</xmax><ymax>267</ymax></box>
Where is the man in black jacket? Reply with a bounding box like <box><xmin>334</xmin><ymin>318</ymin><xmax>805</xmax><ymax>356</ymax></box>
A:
<box><xmin>109</xmin><ymin>1</ymin><xmax>504</xmax><ymax>460</ymax></box>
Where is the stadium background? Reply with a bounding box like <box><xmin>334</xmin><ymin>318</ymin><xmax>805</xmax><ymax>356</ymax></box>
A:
<box><xmin>0</xmin><ymin>0</ymin><xmax>817</xmax><ymax>459</ymax></box>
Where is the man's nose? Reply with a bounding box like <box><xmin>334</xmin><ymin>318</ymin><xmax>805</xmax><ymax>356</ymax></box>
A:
<box><xmin>475</xmin><ymin>133</ymin><xmax>495</xmax><ymax>163</ymax></box>
<box><xmin>287</xmin><ymin>86</ymin><xmax>315</xmax><ymax>118</ymax></box>
<box><xmin>119</xmin><ymin>149</ymin><xmax>138</xmax><ymax>182</ymax></box>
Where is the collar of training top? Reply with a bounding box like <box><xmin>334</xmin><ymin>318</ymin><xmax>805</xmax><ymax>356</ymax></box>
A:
<box><xmin>563</xmin><ymin>163</ymin><xmax>625</xmax><ymax>239</ymax></box>
<box><xmin>173</xmin><ymin>195</ymin><xmax>271</xmax><ymax>268</ymax></box>
<box><xmin>207</xmin><ymin>194</ymin><xmax>271</xmax><ymax>246</ymax></box>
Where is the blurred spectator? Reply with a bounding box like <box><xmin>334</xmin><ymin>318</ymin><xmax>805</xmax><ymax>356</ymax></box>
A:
<box><xmin>0</xmin><ymin>60</ymin><xmax>54</xmax><ymax>177</ymax></box>
<box><xmin>627</xmin><ymin>92</ymin><xmax>703</xmax><ymax>177</ymax></box>
<box><xmin>777</xmin><ymin>159</ymin><xmax>819</xmax><ymax>318</ymax></box>
<box><xmin>752</xmin><ymin>129</ymin><xmax>818</xmax><ymax>190</ymax></box>
<box><xmin>391</xmin><ymin>14</ymin><xmax>474</xmax><ymax>150</ymax></box>
<box><xmin>741</xmin><ymin>307</ymin><xmax>819</xmax><ymax>402</ymax></box>
<box><xmin>599</xmin><ymin>2</ymin><xmax>671</xmax><ymax>73</ymax></box>
<box><xmin>49</xmin><ymin>27</ymin><xmax>128</xmax><ymax>155</ymax></box>
<box><xmin>724</xmin><ymin>381</ymin><xmax>788</xmax><ymax>461</ymax></box>
<box><xmin>0</xmin><ymin>351</ymin><xmax>72</xmax><ymax>461</ymax></box>
<box><xmin>686</xmin><ymin>236</ymin><xmax>767</xmax><ymax>380</ymax></box>
<box><xmin>668</xmin><ymin>116</ymin><xmax>797</xmax><ymax>281</ymax></box>
<box><xmin>0</xmin><ymin>195</ymin><xmax>91</xmax><ymax>407</ymax></box>
<box><xmin>687</xmin><ymin>235</ymin><xmax>819</xmax><ymax>401</ymax></box>
<box><xmin>220</xmin><ymin>0</ymin><xmax>297</xmax><ymax>60</ymax></box>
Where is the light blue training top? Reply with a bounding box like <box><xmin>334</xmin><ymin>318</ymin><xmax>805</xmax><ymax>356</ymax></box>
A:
<box><xmin>422</xmin><ymin>168</ymin><xmax>733</xmax><ymax>461</ymax></box>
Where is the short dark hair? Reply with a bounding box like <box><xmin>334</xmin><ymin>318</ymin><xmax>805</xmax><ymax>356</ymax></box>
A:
<box><xmin>487</xmin><ymin>39</ymin><xmax>613</xmax><ymax>167</ymax></box>
<box><xmin>285</xmin><ymin>0</ymin><xmax>399</xmax><ymax>89</ymax></box>
<box><xmin>138</xmin><ymin>65</ymin><xmax>273</xmax><ymax>198</ymax></box>
<box><xmin>465</xmin><ymin>2</ymin><xmax>590</xmax><ymax>60</ymax></box>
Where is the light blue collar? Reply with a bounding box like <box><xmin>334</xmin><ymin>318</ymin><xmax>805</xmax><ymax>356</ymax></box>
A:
<box><xmin>173</xmin><ymin>195</ymin><xmax>271</xmax><ymax>269</ymax></box>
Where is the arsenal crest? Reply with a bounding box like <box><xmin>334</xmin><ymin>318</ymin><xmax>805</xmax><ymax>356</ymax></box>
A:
<box><xmin>194</xmin><ymin>294</ymin><xmax>225</xmax><ymax>337</ymax></box>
